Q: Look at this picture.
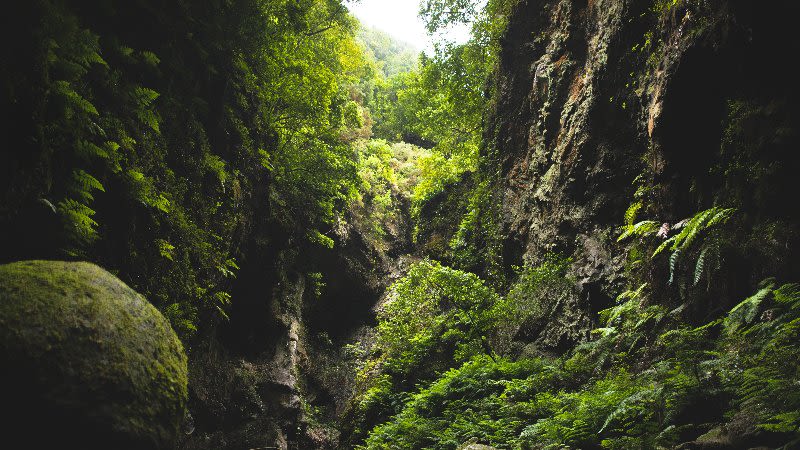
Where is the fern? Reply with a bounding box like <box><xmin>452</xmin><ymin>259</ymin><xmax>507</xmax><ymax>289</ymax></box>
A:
<box><xmin>212</xmin><ymin>291</ymin><xmax>232</xmax><ymax>320</ymax></box>
<box><xmin>104</xmin><ymin>141</ymin><xmax>122</xmax><ymax>172</ymax></box>
<box><xmin>737</xmin><ymin>366</ymin><xmax>782</xmax><ymax>407</ymax></box>
<box><xmin>774</xmin><ymin>283</ymin><xmax>800</xmax><ymax>309</ymax></box>
<box><xmin>619</xmin><ymin>283</ymin><xmax>648</xmax><ymax>302</ymax></box>
<box><xmin>156</xmin><ymin>239</ymin><xmax>176</xmax><ymax>261</ymax></box>
<box><xmin>162</xmin><ymin>303</ymin><xmax>198</xmax><ymax>338</ymax></box>
<box><xmin>66</xmin><ymin>169</ymin><xmax>105</xmax><ymax>205</ymax></box>
<box><xmin>562</xmin><ymin>418</ymin><xmax>592</xmax><ymax>446</ymax></box>
<box><xmin>725</xmin><ymin>281</ymin><xmax>774</xmax><ymax>331</ymax></box>
<box><xmin>217</xmin><ymin>258</ymin><xmax>239</xmax><ymax>278</ymax></box>
<box><xmin>308</xmin><ymin>229</ymin><xmax>335</xmax><ymax>248</ymax></box>
<box><xmin>760</xmin><ymin>411</ymin><xmax>800</xmax><ymax>433</ymax></box>
<box><xmin>133</xmin><ymin>87</ymin><xmax>161</xmax><ymax>132</ymax></box>
<box><xmin>75</xmin><ymin>139</ymin><xmax>108</xmax><ymax>161</ymax></box>
<box><xmin>652</xmin><ymin>208</ymin><xmax>734</xmax><ymax>257</ymax></box>
<box><xmin>718</xmin><ymin>282</ymin><xmax>800</xmax><ymax>435</ymax></box>
<box><xmin>136</xmin><ymin>108</ymin><xmax>161</xmax><ymax>132</ymax></box>
<box><xmin>73</xmin><ymin>169</ymin><xmax>105</xmax><ymax>193</ymax></box>
<box><xmin>668</xmin><ymin>248</ymin><xmax>680</xmax><ymax>285</ymax></box>
<box><xmin>600</xmin><ymin>388</ymin><xmax>657</xmax><ymax>433</ymax></box>
<box><xmin>139</xmin><ymin>50</ymin><xmax>160</xmax><ymax>66</ymax></box>
<box><xmin>127</xmin><ymin>169</ymin><xmax>171</xmax><ymax>213</ymax></box>
<box><xmin>652</xmin><ymin>207</ymin><xmax>735</xmax><ymax>285</ymax></box>
<box><xmin>150</xmin><ymin>193</ymin><xmax>171</xmax><ymax>213</ymax></box>
<box><xmin>57</xmin><ymin>198</ymin><xmax>99</xmax><ymax>248</ymax></box>
<box><xmin>133</xmin><ymin>86</ymin><xmax>160</xmax><ymax>105</ymax></box>
<box><xmin>618</xmin><ymin>220</ymin><xmax>659</xmax><ymax>242</ymax></box>
<box><xmin>53</xmin><ymin>80</ymin><xmax>98</xmax><ymax>115</ymax></box>
<box><xmin>625</xmin><ymin>201</ymin><xmax>643</xmax><ymax>226</ymax></box>
<box><xmin>693</xmin><ymin>245</ymin><xmax>711</xmax><ymax>285</ymax></box>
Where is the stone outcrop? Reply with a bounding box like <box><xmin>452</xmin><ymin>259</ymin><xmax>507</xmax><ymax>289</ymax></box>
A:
<box><xmin>486</xmin><ymin>0</ymin><xmax>800</xmax><ymax>349</ymax></box>
<box><xmin>0</xmin><ymin>260</ymin><xmax>188</xmax><ymax>449</ymax></box>
<box><xmin>182</xmin><ymin>209</ymin><xmax>401</xmax><ymax>449</ymax></box>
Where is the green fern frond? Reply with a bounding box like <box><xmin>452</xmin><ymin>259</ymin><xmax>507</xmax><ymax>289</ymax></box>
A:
<box><xmin>117</xmin><ymin>45</ymin><xmax>134</xmax><ymax>57</ymax></box>
<box><xmin>136</xmin><ymin>108</ymin><xmax>161</xmax><ymax>132</ymax></box>
<box><xmin>759</xmin><ymin>411</ymin><xmax>800</xmax><ymax>433</ymax></box>
<box><xmin>652</xmin><ymin>208</ymin><xmax>736</xmax><ymax>287</ymax></box>
<box><xmin>600</xmin><ymin>388</ymin><xmax>659</xmax><ymax>433</ymax></box>
<box><xmin>151</xmin><ymin>193</ymin><xmax>170</xmax><ymax>213</ymax></box>
<box><xmin>668</xmin><ymin>248</ymin><xmax>680</xmax><ymax>285</ymax></box>
<box><xmin>105</xmin><ymin>141</ymin><xmax>120</xmax><ymax>153</ymax></box>
<box><xmin>58</xmin><ymin>198</ymin><xmax>99</xmax><ymax>246</ymax></box>
<box><xmin>652</xmin><ymin>235</ymin><xmax>676</xmax><ymax>257</ymax></box>
<box><xmin>127</xmin><ymin>169</ymin><xmax>145</xmax><ymax>182</ymax></box>
<box><xmin>618</xmin><ymin>220</ymin><xmax>659</xmax><ymax>242</ymax></box>
<box><xmin>85</xmin><ymin>50</ymin><xmax>108</xmax><ymax>68</ymax></box>
<box><xmin>104</xmin><ymin>141</ymin><xmax>122</xmax><ymax>172</ymax></box>
<box><xmin>75</xmin><ymin>140</ymin><xmax>108</xmax><ymax>161</ymax></box>
<box><xmin>212</xmin><ymin>292</ymin><xmax>232</xmax><ymax>320</ymax></box>
<box><xmin>156</xmin><ymin>239</ymin><xmax>175</xmax><ymax>261</ymax></box>
<box><xmin>133</xmin><ymin>87</ymin><xmax>160</xmax><ymax>105</ymax></box>
<box><xmin>738</xmin><ymin>366</ymin><xmax>782</xmax><ymax>406</ymax></box>
<box><xmin>53</xmin><ymin>80</ymin><xmax>98</xmax><ymax>115</ymax></box>
<box><xmin>139</xmin><ymin>50</ymin><xmax>161</xmax><ymax>66</ymax></box>
<box><xmin>58</xmin><ymin>198</ymin><xmax>97</xmax><ymax>226</ymax></box>
<box><xmin>705</xmin><ymin>207</ymin><xmax>736</xmax><ymax>229</ymax></box>
<box><xmin>773</xmin><ymin>283</ymin><xmax>800</xmax><ymax>309</ymax></box>
<box><xmin>73</xmin><ymin>169</ymin><xmax>105</xmax><ymax>193</ymax></box>
<box><xmin>693</xmin><ymin>245</ymin><xmax>711</xmax><ymax>285</ymax></box>
<box><xmin>671</xmin><ymin>210</ymin><xmax>708</xmax><ymax>250</ymax></box>
<box><xmin>726</xmin><ymin>283</ymin><xmax>775</xmax><ymax>331</ymax></box>
<box><xmin>72</xmin><ymin>29</ymin><xmax>107</xmax><ymax>68</ymax></box>
<box><xmin>131</xmin><ymin>87</ymin><xmax>161</xmax><ymax>132</ymax></box>
<box><xmin>678</xmin><ymin>208</ymin><xmax>735</xmax><ymax>250</ymax></box>
<box><xmin>625</xmin><ymin>202</ymin><xmax>643</xmax><ymax>226</ymax></box>
<box><xmin>617</xmin><ymin>283</ymin><xmax>648</xmax><ymax>302</ymax></box>
<box><xmin>562</xmin><ymin>419</ymin><xmax>592</xmax><ymax>446</ymax></box>
<box><xmin>600</xmin><ymin>300</ymin><xmax>637</xmax><ymax>326</ymax></box>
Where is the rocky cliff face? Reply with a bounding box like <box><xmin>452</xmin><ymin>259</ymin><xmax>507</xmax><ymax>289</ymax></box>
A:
<box><xmin>486</xmin><ymin>0</ymin><xmax>800</xmax><ymax>349</ymax></box>
<box><xmin>181</xmin><ymin>207</ymin><xmax>403</xmax><ymax>449</ymax></box>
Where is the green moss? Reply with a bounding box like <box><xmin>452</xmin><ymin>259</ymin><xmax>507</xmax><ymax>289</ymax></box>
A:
<box><xmin>0</xmin><ymin>260</ymin><xmax>188</xmax><ymax>449</ymax></box>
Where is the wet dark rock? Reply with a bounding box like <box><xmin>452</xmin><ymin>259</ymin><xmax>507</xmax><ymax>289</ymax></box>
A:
<box><xmin>486</xmin><ymin>0</ymin><xmax>800</xmax><ymax>349</ymax></box>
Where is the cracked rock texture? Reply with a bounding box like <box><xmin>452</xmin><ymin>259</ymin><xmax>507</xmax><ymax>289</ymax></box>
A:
<box><xmin>486</xmin><ymin>0</ymin><xmax>800</xmax><ymax>349</ymax></box>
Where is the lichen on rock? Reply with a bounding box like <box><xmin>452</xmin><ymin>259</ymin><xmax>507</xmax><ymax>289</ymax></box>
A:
<box><xmin>0</xmin><ymin>260</ymin><xmax>188</xmax><ymax>449</ymax></box>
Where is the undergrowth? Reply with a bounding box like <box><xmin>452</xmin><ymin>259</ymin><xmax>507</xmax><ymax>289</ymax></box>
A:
<box><xmin>348</xmin><ymin>204</ymin><xmax>800</xmax><ymax>449</ymax></box>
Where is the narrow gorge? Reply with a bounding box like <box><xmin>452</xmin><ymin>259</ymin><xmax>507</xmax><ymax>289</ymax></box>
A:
<box><xmin>1</xmin><ymin>1</ymin><xmax>799</xmax><ymax>449</ymax></box>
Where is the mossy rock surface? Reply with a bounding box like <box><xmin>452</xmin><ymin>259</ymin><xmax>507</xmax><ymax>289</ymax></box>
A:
<box><xmin>0</xmin><ymin>260</ymin><xmax>188</xmax><ymax>449</ymax></box>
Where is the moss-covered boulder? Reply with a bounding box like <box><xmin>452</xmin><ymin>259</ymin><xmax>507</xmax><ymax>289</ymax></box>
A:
<box><xmin>0</xmin><ymin>260</ymin><xmax>188</xmax><ymax>449</ymax></box>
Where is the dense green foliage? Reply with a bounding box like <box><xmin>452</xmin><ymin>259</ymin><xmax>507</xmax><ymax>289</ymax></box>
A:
<box><xmin>357</xmin><ymin>26</ymin><xmax>419</xmax><ymax>78</ymax></box>
<box><xmin>354</xmin><ymin>254</ymin><xmax>800</xmax><ymax>449</ymax></box>
<box><xmin>0</xmin><ymin>0</ymin><xmax>496</xmax><ymax>343</ymax></box>
<box><xmin>352</xmin><ymin>139</ymin><xmax>429</xmax><ymax>247</ymax></box>
<box><xmin>0</xmin><ymin>0</ymin><xmax>380</xmax><ymax>340</ymax></box>
<box><xmin>345</xmin><ymin>255</ymin><xmax>575</xmax><ymax>446</ymax></box>
<box><xmin>362</xmin><ymin>0</ymin><xmax>518</xmax><ymax>221</ymax></box>
<box><xmin>0</xmin><ymin>0</ymin><xmax>512</xmax><ymax>337</ymax></box>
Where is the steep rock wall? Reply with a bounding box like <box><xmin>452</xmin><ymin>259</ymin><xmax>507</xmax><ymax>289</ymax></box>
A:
<box><xmin>487</xmin><ymin>0</ymin><xmax>800</xmax><ymax>349</ymax></box>
<box><xmin>182</xmin><ymin>207</ymin><xmax>403</xmax><ymax>449</ymax></box>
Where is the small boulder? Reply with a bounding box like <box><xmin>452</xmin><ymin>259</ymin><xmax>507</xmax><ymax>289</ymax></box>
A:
<box><xmin>0</xmin><ymin>260</ymin><xmax>188</xmax><ymax>449</ymax></box>
<box><xmin>458</xmin><ymin>438</ymin><xmax>498</xmax><ymax>450</ymax></box>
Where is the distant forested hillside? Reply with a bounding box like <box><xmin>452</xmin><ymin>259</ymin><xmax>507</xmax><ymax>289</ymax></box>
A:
<box><xmin>357</xmin><ymin>26</ymin><xmax>419</xmax><ymax>78</ymax></box>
